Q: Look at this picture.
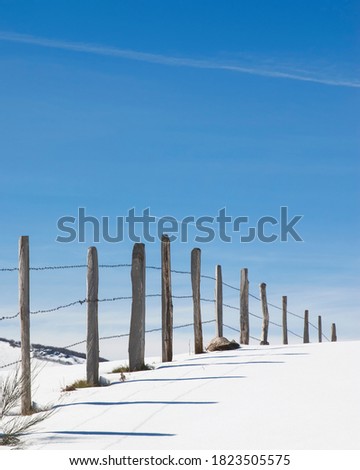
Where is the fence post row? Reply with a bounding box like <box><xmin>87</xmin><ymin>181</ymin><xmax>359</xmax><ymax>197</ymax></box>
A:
<box><xmin>259</xmin><ymin>282</ymin><xmax>270</xmax><ymax>345</ymax></box>
<box><xmin>161</xmin><ymin>235</ymin><xmax>173</xmax><ymax>362</ymax></box>
<box><xmin>129</xmin><ymin>243</ymin><xmax>146</xmax><ymax>371</ymax></box>
<box><xmin>19</xmin><ymin>235</ymin><xmax>32</xmax><ymax>415</ymax></box>
<box><xmin>240</xmin><ymin>268</ymin><xmax>249</xmax><ymax>345</ymax></box>
<box><xmin>86</xmin><ymin>246</ymin><xmax>99</xmax><ymax>386</ymax></box>
<box><xmin>303</xmin><ymin>309</ymin><xmax>310</xmax><ymax>343</ymax></box>
<box><xmin>215</xmin><ymin>265</ymin><xmax>223</xmax><ymax>337</ymax></box>
<box><xmin>12</xmin><ymin>235</ymin><xmax>341</xmax><ymax>387</ymax></box>
<box><xmin>191</xmin><ymin>248</ymin><xmax>203</xmax><ymax>354</ymax></box>
<box><xmin>282</xmin><ymin>295</ymin><xmax>288</xmax><ymax>345</ymax></box>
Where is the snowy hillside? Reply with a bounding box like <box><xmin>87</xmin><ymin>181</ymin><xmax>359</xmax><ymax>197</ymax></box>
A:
<box><xmin>1</xmin><ymin>340</ymin><xmax>360</xmax><ymax>450</ymax></box>
<box><xmin>0</xmin><ymin>338</ymin><xmax>88</xmax><ymax>368</ymax></box>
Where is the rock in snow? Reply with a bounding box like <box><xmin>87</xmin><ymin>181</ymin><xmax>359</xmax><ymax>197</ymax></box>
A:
<box><xmin>206</xmin><ymin>336</ymin><xmax>240</xmax><ymax>352</ymax></box>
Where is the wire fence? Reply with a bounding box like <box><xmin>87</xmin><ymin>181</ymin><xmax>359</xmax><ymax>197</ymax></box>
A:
<box><xmin>0</xmin><ymin>262</ymin><xmax>327</xmax><ymax>332</ymax></box>
<box><xmin>0</xmin><ymin>257</ymin><xmax>330</xmax><ymax>370</ymax></box>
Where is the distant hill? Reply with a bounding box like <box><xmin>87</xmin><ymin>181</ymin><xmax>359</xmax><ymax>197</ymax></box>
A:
<box><xmin>0</xmin><ymin>337</ymin><xmax>108</xmax><ymax>370</ymax></box>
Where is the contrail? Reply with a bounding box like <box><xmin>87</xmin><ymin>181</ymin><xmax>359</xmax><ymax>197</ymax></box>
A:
<box><xmin>0</xmin><ymin>31</ymin><xmax>359</xmax><ymax>88</ymax></box>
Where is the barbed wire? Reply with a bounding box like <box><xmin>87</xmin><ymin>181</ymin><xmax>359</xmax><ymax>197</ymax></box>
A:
<box><xmin>223</xmin><ymin>323</ymin><xmax>260</xmax><ymax>342</ymax></box>
<box><xmin>0</xmin><ymin>312</ymin><xmax>20</xmax><ymax>321</ymax></box>
<box><xmin>0</xmin><ymin>359</ymin><xmax>21</xmax><ymax>369</ymax></box>
<box><xmin>0</xmin><ymin>264</ymin><xmax>133</xmax><ymax>272</ymax></box>
<box><xmin>0</xmin><ymin>264</ymin><xmax>189</xmax><ymax>272</ymax></box>
<box><xmin>0</xmin><ymin>262</ymin><xmax>330</xmax><ymax>340</ymax></box>
<box><xmin>0</xmin><ymin>300</ymin><xmax>326</xmax><ymax>369</ymax></box>
<box><xmin>0</xmin><ymin>294</ymin><xmax>217</xmax><ymax>322</ymax></box>
<box><xmin>0</xmin><ymin>295</ymin><xmax>325</xmax><ymax>339</ymax></box>
<box><xmin>0</xmin><ymin>317</ymin><xmax>262</xmax><ymax>370</ymax></box>
<box><xmin>221</xmin><ymin>283</ymin><xmax>329</xmax><ymax>340</ymax></box>
<box><xmin>30</xmin><ymin>300</ymin><xmax>87</xmax><ymax>315</ymax></box>
<box><xmin>0</xmin><ymin>319</ymin><xmax>218</xmax><ymax>370</ymax></box>
<box><xmin>222</xmin><ymin>302</ymin><xmax>303</xmax><ymax>340</ymax></box>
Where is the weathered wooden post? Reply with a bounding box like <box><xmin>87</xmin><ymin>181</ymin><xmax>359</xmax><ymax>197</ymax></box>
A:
<box><xmin>86</xmin><ymin>246</ymin><xmax>99</xmax><ymax>386</ymax></box>
<box><xmin>161</xmin><ymin>235</ymin><xmax>173</xmax><ymax>362</ymax></box>
<box><xmin>318</xmin><ymin>315</ymin><xmax>322</xmax><ymax>343</ymax></box>
<box><xmin>191</xmin><ymin>248</ymin><xmax>203</xmax><ymax>354</ymax></box>
<box><xmin>282</xmin><ymin>295</ymin><xmax>288</xmax><ymax>345</ymax></box>
<box><xmin>240</xmin><ymin>268</ymin><xmax>249</xmax><ymax>345</ymax></box>
<box><xmin>129</xmin><ymin>243</ymin><xmax>146</xmax><ymax>371</ymax></box>
<box><xmin>303</xmin><ymin>309</ymin><xmax>310</xmax><ymax>343</ymax></box>
<box><xmin>331</xmin><ymin>323</ymin><xmax>337</xmax><ymax>342</ymax></box>
<box><xmin>215</xmin><ymin>265</ymin><xmax>223</xmax><ymax>337</ymax></box>
<box><xmin>19</xmin><ymin>235</ymin><xmax>31</xmax><ymax>415</ymax></box>
<box><xmin>260</xmin><ymin>282</ymin><xmax>270</xmax><ymax>345</ymax></box>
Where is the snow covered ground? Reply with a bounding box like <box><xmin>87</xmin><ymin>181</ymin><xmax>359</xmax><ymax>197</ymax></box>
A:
<box><xmin>1</xmin><ymin>339</ymin><xmax>360</xmax><ymax>450</ymax></box>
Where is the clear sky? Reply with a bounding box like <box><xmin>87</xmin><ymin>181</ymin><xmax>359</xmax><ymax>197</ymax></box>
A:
<box><xmin>0</xmin><ymin>1</ymin><xmax>359</xmax><ymax>359</ymax></box>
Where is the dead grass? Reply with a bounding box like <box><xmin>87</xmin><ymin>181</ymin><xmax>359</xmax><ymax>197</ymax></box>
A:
<box><xmin>111</xmin><ymin>363</ymin><xmax>154</xmax><ymax>374</ymax></box>
<box><xmin>62</xmin><ymin>379</ymin><xmax>100</xmax><ymax>392</ymax></box>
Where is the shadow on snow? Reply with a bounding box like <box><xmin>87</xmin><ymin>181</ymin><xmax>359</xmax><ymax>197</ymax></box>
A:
<box><xmin>53</xmin><ymin>400</ymin><xmax>218</xmax><ymax>409</ymax></box>
<box><xmin>51</xmin><ymin>430</ymin><xmax>175</xmax><ymax>437</ymax></box>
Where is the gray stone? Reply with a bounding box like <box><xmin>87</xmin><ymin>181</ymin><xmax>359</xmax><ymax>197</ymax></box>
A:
<box><xmin>206</xmin><ymin>336</ymin><xmax>240</xmax><ymax>352</ymax></box>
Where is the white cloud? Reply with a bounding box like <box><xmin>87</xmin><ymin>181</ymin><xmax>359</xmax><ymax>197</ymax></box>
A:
<box><xmin>0</xmin><ymin>31</ymin><xmax>359</xmax><ymax>88</ymax></box>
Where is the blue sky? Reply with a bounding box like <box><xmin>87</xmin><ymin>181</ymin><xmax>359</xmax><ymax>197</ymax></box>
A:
<box><xmin>0</xmin><ymin>1</ymin><xmax>359</xmax><ymax>359</ymax></box>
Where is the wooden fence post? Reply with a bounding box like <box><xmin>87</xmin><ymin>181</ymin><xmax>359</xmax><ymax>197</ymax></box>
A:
<box><xmin>129</xmin><ymin>243</ymin><xmax>146</xmax><ymax>371</ymax></box>
<box><xmin>191</xmin><ymin>248</ymin><xmax>203</xmax><ymax>354</ymax></box>
<box><xmin>215</xmin><ymin>265</ymin><xmax>223</xmax><ymax>337</ymax></box>
<box><xmin>318</xmin><ymin>315</ymin><xmax>322</xmax><ymax>343</ymax></box>
<box><xmin>260</xmin><ymin>282</ymin><xmax>269</xmax><ymax>345</ymax></box>
<box><xmin>282</xmin><ymin>295</ymin><xmax>288</xmax><ymax>345</ymax></box>
<box><xmin>303</xmin><ymin>309</ymin><xmax>310</xmax><ymax>343</ymax></box>
<box><xmin>161</xmin><ymin>235</ymin><xmax>173</xmax><ymax>362</ymax></box>
<box><xmin>331</xmin><ymin>323</ymin><xmax>337</xmax><ymax>342</ymax></box>
<box><xmin>86</xmin><ymin>246</ymin><xmax>99</xmax><ymax>386</ymax></box>
<box><xmin>19</xmin><ymin>236</ymin><xmax>31</xmax><ymax>415</ymax></box>
<box><xmin>240</xmin><ymin>268</ymin><xmax>249</xmax><ymax>345</ymax></box>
